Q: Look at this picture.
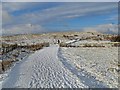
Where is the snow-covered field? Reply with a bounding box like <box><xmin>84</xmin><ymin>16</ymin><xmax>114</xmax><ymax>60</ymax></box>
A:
<box><xmin>60</xmin><ymin>47</ymin><xmax>118</xmax><ymax>88</ymax></box>
<box><xmin>1</xmin><ymin>44</ymin><xmax>118</xmax><ymax>88</ymax></box>
<box><xmin>0</xmin><ymin>32</ymin><xmax>119</xmax><ymax>88</ymax></box>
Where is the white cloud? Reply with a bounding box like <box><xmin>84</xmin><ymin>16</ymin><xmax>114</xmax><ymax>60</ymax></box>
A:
<box><xmin>2</xmin><ymin>3</ymin><xmax>27</xmax><ymax>12</ymax></box>
<box><xmin>6</xmin><ymin>2</ymin><xmax>117</xmax><ymax>25</ymax></box>
<box><xmin>82</xmin><ymin>23</ymin><xmax>118</xmax><ymax>34</ymax></box>
<box><xmin>2</xmin><ymin>2</ymin><xmax>42</xmax><ymax>12</ymax></box>
<box><xmin>2</xmin><ymin>10</ymin><xmax>12</xmax><ymax>25</ymax></box>
<box><xmin>2</xmin><ymin>2</ymin><xmax>118</xmax><ymax>35</ymax></box>
<box><xmin>2</xmin><ymin>24</ymin><xmax>46</xmax><ymax>35</ymax></box>
<box><xmin>106</xmin><ymin>15</ymin><xmax>118</xmax><ymax>21</ymax></box>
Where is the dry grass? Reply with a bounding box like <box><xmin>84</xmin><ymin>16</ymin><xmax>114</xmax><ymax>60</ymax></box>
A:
<box><xmin>83</xmin><ymin>43</ymin><xmax>105</xmax><ymax>47</ymax></box>
<box><xmin>104</xmin><ymin>35</ymin><xmax>120</xmax><ymax>42</ymax></box>
<box><xmin>25</xmin><ymin>42</ymin><xmax>49</xmax><ymax>51</ymax></box>
<box><xmin>0</xmin><ymin>60</ymin><xmax>13</xmax><ymax>73</ymax></box>
<box><xmin>112</xmin><ymin>42</ymin><xmax>120</xmax><ymax>47</ymax></box>
<box><xmin>59</xmin><ymin>43</ymin><xmax>68</xmax><ymax>47</ymax></box>
<box><xmin>0</xmin><ymin>61</ymin><xmax>2</xmax><ymax>74</ymax></box>
<box><xmin>59</xmin><ymin>42</ymin><xmax>105</xmax><ymax>47</ymax></box>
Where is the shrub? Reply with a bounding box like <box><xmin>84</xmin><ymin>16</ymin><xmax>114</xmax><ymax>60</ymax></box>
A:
<box><xmin>59</xmin><ymin>43</ymin><xmax>68</xmax><ymax>47</ymax></box>
<box><xmin>112</xmin><ymin>43</ymin><xmax>120</xmax><ymax>47</ymax></box>
<box><xmin>0</xmin><ymin>61</ymin><xmax>2</xmax><ymax>74</ymax></box>
<box><xmin>111</xmin><ymin>36</ymin><xmax>120</xmax><ymax>42</ymax></box>
<box><xmin>20</xmin><ymin>42</ymin><xmax>49</xmax><ymax>51</ymax></box>
<box><xmin>105</xmin><ymin>35</ymin><xmax>120</xmax><ymax>42</ymax></box>
<box><xmin>83</xmin><ymin>44</ymin><xmax>92</xmax><ymax>47</ymax></box>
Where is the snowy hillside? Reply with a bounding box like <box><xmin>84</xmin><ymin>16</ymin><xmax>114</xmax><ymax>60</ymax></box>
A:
<box><xmin>60</xmin><ymin>47</ymin><xmax>118</xmax><ymax>88</ymax></box>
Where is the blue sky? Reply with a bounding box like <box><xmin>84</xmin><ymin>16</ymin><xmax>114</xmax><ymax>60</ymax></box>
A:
<box><xmin>2</xmin><ymin>2</ymin><xmax>118</xmax><ymax>35</ymax></box>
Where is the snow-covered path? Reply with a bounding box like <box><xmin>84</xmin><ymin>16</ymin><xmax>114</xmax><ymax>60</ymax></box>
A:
<box><xmin>2</xmin><ymin>45</ymin><xmax>86</xmax><ymax>88</ymax></box>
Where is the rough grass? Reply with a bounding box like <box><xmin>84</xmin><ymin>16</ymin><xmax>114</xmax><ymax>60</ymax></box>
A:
<box><xmin>105</xmin><ymin>35</ymin><xmax>120</xmax><ymax>42</ymax></box>
<box><xmin>0</xmin><ymin>60</ymin><xmax>13</xmax><ymax>73</ymax></box>
<box><xmin>59</xmin><ymin>42</ymin><xmax>105</xmax><ymax>47</ymax></box>
<box><xmin>60</xmin><ymin>42</ymin><xmax>120</xmax><ymax>48</ymax></box>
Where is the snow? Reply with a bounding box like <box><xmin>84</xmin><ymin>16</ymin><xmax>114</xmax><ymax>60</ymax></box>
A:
<box><xmin>70</xmin><ymin>40</ymin><xmax>111</xmax><ymax>46</ymax></box>
<box><xmin>1</xmin><ymin>48</ymin><xmax>32</xmax><ymax>61</ymax></box>
<box><xmin>66</xmin><ymin>40</ymin><xmax>76</xmax><ymax>44</ymax></box>
<box><xmin>1</xmin><ymin>44</ymin><xmax>118</xmax><ymax>88</ymax></box>
<box><xmin>0</xmin><ymin>48</ymin><xmax>33</xmax><ymax>89</ymax></box>
<box><xmin>2</xmin><ymin>45</ymin><xmax>86</xmax><ymax>88</ymax></box>
<box><xmin>60</xmin><ymin>47</ymin><xmax>118</xmax><ymax>88</ymax></box>
<box><xmin>1</xmin><ymin>40</ymin><xmax>118</xmax><ymax>88</ymax></box>
<box><xmin>0</xmin><ymin>73</ymin><xmax>8</xmax><ymax>90</ymax></box>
